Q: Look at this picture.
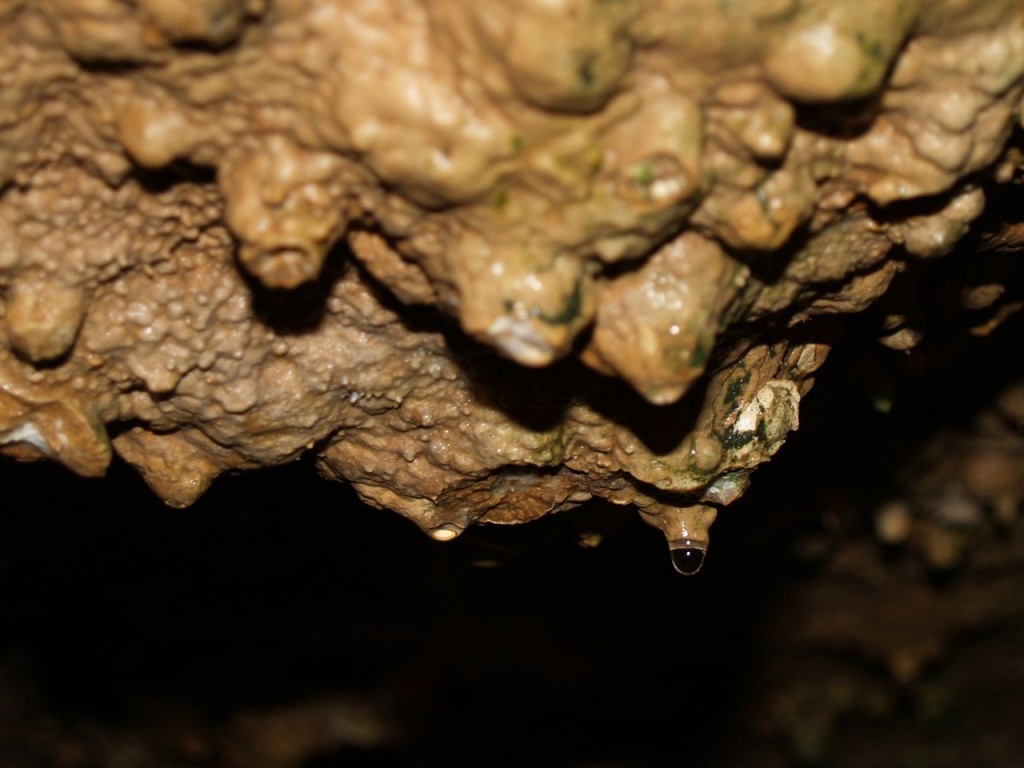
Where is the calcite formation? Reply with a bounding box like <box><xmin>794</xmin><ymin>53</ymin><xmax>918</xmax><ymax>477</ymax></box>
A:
<box><xmin>1</xmin><ymin>0</ymin><xmax>1023</xmax><ymax>572</ymax></box>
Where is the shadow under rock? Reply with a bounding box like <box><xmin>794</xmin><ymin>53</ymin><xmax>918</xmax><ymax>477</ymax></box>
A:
<box><xmin>0</xmin><ymin>452</ymin><xmax>786</xmax><ymax>767</ymax></box>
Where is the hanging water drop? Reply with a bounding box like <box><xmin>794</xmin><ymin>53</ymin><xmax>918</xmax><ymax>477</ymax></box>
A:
<box><xmin>428</xmin><ymin>522</ymin><xmax>464</xmax><ymax>541</ymax></box>
<box><xmin>637</xmin><ymin>502</ymin><xmax>717</xmax><ymax>576</ymax></box>
<box><xmin>669</xmin><ymin>543</ymin><xmax>707</xmax><ymax>575</ymax></box>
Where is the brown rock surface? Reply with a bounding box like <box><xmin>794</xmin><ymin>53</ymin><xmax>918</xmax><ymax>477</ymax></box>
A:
<box><xmin>1</xmin><ymin>0</ymin><xmax>1023</xmax><ymax>567</ymax></box>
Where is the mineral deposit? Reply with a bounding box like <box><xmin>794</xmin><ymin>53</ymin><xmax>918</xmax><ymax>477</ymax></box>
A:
<box><xmin>1</xmin><ymin>0</ymin><xmax>1022</xmax><ymax>571</ymax></box>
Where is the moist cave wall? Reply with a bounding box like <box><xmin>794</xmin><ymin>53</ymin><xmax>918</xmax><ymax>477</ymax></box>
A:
<box><xmin>2</xmin><ymin>1</ymin><xmax>1024</xmax><ymax>765</ymax></box>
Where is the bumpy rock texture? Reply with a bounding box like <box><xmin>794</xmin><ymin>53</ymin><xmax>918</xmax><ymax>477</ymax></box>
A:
<box><xmin>1</xmin><ymin>0</ymin><xmax>1023</xmax><ymax>561</ymax></box>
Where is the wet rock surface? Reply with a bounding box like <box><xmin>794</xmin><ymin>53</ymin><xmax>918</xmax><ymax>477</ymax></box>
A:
<box><xmin>1</xmin><ymin>1</ymin><xmax>1023</xmax><ymax>562</ymax></box>
<box><xmin>4</xmin><ymin>5</ymin><xmax>1024</xmax><ymax>763</ymax></box>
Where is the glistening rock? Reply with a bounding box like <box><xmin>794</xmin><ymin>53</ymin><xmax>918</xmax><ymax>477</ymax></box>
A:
<box><xmin>1</xmin><ymin>0</ymin><xmax>1022</xmax><ymax>570</ymax></box>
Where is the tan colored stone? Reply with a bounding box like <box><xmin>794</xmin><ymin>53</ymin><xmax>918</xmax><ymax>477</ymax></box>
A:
<box><xmin>0</xmin><ymin>0</ymin><xmax>1021</xmax><ymax>568</ymax></box>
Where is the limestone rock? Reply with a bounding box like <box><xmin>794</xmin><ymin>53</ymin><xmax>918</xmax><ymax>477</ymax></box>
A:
<box><xmin>1</xmin><ymin>0</ymin><xmax>1022</xmax><ymax>569</ymax></box>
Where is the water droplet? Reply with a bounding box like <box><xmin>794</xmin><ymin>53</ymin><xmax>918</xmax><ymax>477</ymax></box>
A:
<box><xmin>669</xmin><ymin>544</ymin><xmax>706</xmax><ymax>575</ymax></box>
<box><xmin>429</xmin><ymin>523</ymin><xmax>463</xmax><ymax>542</ymax></box>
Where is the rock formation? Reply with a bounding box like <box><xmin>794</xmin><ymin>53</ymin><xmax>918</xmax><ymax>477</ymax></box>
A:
<box><xmin>1</xmin><ymin>0</ymin><xmax>1022</xmax><ymax>571</ymax></box>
